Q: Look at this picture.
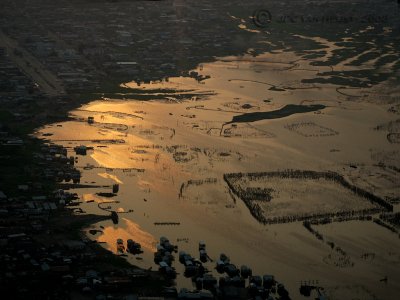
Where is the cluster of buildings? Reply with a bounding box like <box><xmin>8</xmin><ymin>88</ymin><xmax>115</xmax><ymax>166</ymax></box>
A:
<box><xmin>0</xmin><ymin>112</ymin><xmax>169</xmax><ymax>298</ymax></box>
<box><xmin>0</xmin><ymin>46</ymin><xmax>41</xmax><ymax>125</ymax></box>
<box><xmin>0</xmin><ymin>48</ymin><xmax>37</xmax><ymax>96</ymax></box>
<box><xmin>0</xmin><ymin>43</ymin><xmax>167</xmax><ymax>299</ymax></box>
<box><xmin>0</xmin><ymin>0</ymin><xmax>263</xmax><ymax>92</ymax></box>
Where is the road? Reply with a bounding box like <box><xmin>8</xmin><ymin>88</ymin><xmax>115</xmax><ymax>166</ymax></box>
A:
<box><xmin>0</xmin><ymin>30</ymin><xmax>65</xmax><ymax>96</ymax></box>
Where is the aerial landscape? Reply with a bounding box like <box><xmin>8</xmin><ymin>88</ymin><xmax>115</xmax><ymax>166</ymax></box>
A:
<box><xmin>0</xmin><ymin>0</ymin><xmax>399</xmax><ymax>299</ymax></box>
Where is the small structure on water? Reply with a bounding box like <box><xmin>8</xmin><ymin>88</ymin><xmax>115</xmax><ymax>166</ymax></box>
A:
<box><xmin>116</xmin><ymin>238</ymin><xmax>125</xmax><ymax>253</ymax></box>
<box><xmin>74</xmin><ymin>145</ymin><xmax>87</xmax><ymax>155</ymax></box>
<box><xmin>111</xmin><ymin>211</ymin><xmax>118</xmax><ymax>224</ymax></box>
<box><xmin>240</xmin><ymin>265</ymin><xmax>252</xmax><ymax>279</ymax></box>
<box><xmin>159</xmin><ymin>261</ymin><xmax>177</xmax><ymax>279</ymax></box>
<box><xmin>127</xmin><ymin>239</ymin><xmax>142</xmax><ymax>254</ymax></box>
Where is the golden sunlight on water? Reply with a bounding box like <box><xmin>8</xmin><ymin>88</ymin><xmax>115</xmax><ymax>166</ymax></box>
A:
<box><xmin>98</xmin><ymin>218</ymin><xmax>157</xmax><ymax>253</ymax></box>
<box><xmin>98</xmin><ymin>172</ymin><xmax>124</xmax><ymax>184</ymax></box>
<box><xmin>123</xmin><ymin>76</ymin><xmax>203</xmax><ymax>91</ymax></box>
<box><xmin>82</xmin><ymin>193</ymin><xmax>109</xmax><ymax>203</ymax></box>
<box><xmin>91</xmin><ymin>148</ymin><xmax>136</xmax><ymax>169</ymax></box>
<box><xmin>36</xmin><ymin>51</ymin><xmax>400</xmax><ymax>297</ymax></box>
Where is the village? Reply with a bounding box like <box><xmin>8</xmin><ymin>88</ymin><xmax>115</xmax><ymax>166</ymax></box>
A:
<box><xmin>0</xmin><ymin>0</ymin><xmax>263</xmax><ymax>95</ymax></box>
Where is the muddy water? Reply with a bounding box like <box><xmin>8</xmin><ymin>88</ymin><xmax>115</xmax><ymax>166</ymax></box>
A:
<box><xmin>37</xmin><ymin>51</ymin><xmax>400</xmax><ymax>299</ymax></box>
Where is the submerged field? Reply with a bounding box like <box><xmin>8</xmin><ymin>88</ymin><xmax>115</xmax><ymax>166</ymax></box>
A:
<box><xmin>224</xmin><ymin>172</ymin><xmax>384</xmax><ymax>223</ymax></box>
<box><xmin>36</xmin><ymin>45</ymin><xmax>400</xmax><ymax>299</ymax></box>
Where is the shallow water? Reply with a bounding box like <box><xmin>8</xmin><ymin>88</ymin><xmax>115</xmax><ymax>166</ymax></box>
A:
<box><xmin>37</xmin><ymin>50</ymin><xmax>400</xmax><ymax>299</ymax></box>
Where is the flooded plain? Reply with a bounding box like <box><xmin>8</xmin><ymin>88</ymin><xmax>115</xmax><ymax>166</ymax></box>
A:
<box><xmin>37</xmin><ymin>49</ymin><xmax>400</xmax><ymax>299</ymax></box>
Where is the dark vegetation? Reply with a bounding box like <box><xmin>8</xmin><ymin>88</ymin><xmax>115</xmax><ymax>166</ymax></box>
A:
<box><xmin>227</xmin><ymin>104</ymin><xmax>326</xmax><ymax>124</ymax></box>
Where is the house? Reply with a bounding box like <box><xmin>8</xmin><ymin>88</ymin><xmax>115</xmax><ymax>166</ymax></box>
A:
<box><xmin>0</xmin><ymin>191</ymin><xmax>7</xmax><ymax>201</ymax></box>
<box><xmin>74</xmin><ymin>145</ymin><xmax>87</xmax><ymax>155</ymax></box>
<box><xmin>62</xmin><ymin>240</ymin><xmax>85</xmax><ymax>250</ymax></box>
<box><xmin>32</xmin><ymin>196</ymin><xmax>47</xmax><ymax>201</ymax></box>
<box><xmin>18</xmin><ymin>185</ymin><xmax>29</xmax><ymax>191</ymax></box>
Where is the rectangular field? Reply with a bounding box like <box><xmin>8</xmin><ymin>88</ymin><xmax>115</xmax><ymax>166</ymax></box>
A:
<box><xmin>224</xmin><ymin>171</ymin><xmax>390</xmax><ymax>224</ymax></box>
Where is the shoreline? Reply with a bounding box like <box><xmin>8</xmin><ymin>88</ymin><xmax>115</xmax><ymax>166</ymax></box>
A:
<box><xmin>1</xmin><ymin>1</ymin><xmax>399</xmax><ymax>296</ymax></box>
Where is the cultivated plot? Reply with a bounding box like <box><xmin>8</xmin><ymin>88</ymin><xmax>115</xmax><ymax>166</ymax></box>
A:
<box><xmin>225</xmin><ymin>171</ymin><xmax>390</xmax><ymax>224</ymax></box>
